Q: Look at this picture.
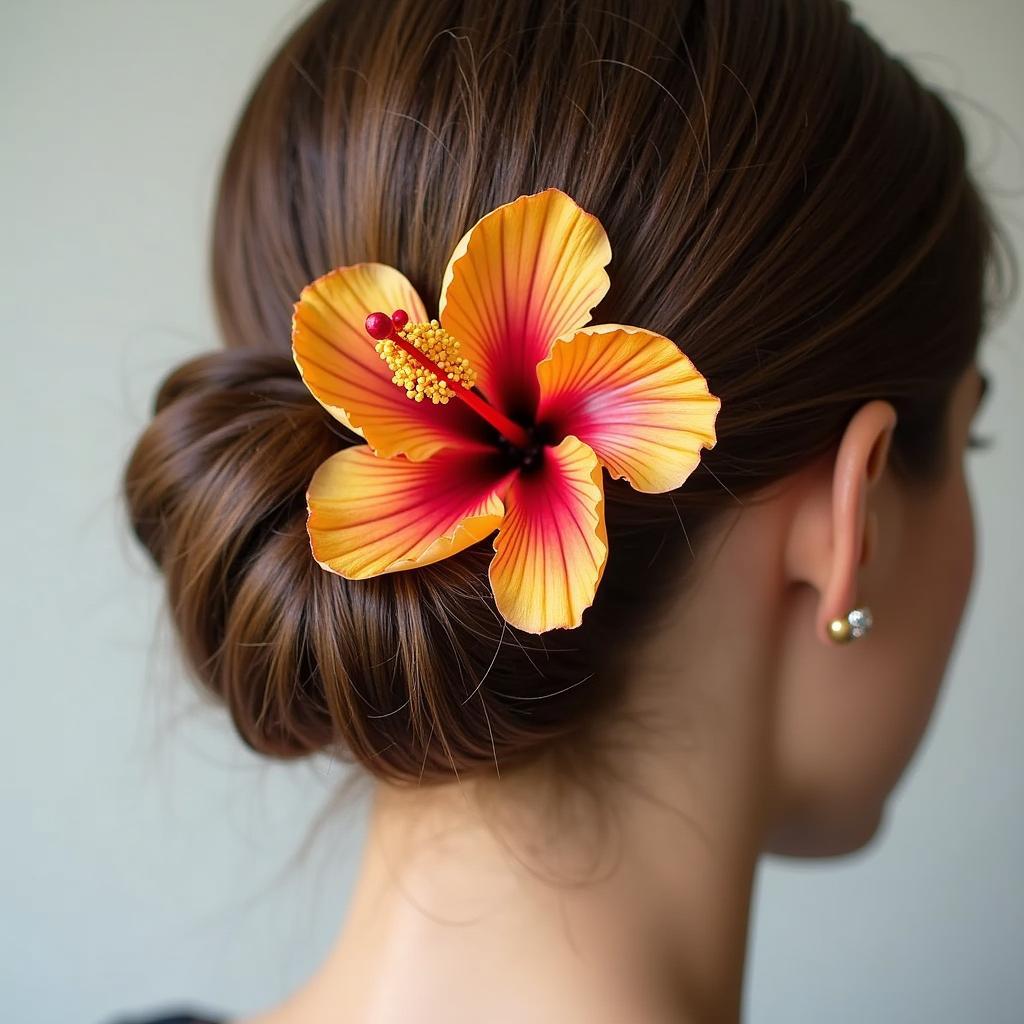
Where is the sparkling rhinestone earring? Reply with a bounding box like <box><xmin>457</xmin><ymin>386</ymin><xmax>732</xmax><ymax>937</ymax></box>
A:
<box><xmin>828</xmin><ymin>606</ymin><xmax>874</xmax><ymax>644</ymax></box>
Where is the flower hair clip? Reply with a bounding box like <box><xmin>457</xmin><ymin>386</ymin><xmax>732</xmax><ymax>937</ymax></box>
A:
<box><xmin>291</xmin><ymin>188</ymin><xmax>720</xmax><ymax>633</ymax></box>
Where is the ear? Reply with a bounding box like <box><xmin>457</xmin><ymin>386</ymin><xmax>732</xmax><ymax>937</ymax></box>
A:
<box><xmin>784</xmin><ymin>400</ymin><xmax>897</xmax><ymax>645</ymax></box>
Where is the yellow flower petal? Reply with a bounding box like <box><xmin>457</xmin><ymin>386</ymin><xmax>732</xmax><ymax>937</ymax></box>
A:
<box><xmin>293</xmin><ymin>264</ymin><xmax>490</xmax><ymax>461</ymax></box>
<box><xmin>489</xmin><ymin>436</ymin><xmax>608</xmax><ymax>633</ymax></box>
<box><xmin>438</xmin><ymin>188</ymin><xmax>612</xmax><ymax>419</ymax></box>
<box><xmin>536</xmin><ymin>325</ymin><xmax>720</xmax><ymax>493</ymax></box>
<box><xmin>307</xmin><ymin>446</ymin><xmax>513</xmax><ymax>578</ymax></box>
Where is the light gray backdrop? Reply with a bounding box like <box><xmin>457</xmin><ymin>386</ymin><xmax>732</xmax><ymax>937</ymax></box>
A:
<box><xmin>2</xmin><ymin>2</ymin><xmax>1021</xmax><ymax>1022</ymax></box>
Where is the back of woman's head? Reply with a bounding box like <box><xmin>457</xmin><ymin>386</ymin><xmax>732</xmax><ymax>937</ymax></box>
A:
<box><xmin>124</xmin><ymin>0</ymin><xmax>1004</xmax><ymax>782</ymax></box>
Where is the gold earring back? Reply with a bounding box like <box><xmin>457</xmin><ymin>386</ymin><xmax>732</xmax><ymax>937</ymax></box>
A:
<box><xmin>828</xmin><ymin>606</ymin><xmax>873</xmax><ymax>644</ymax></box>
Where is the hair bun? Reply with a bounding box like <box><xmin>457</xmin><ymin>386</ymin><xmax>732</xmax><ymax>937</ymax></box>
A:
<box><xmin>124</xmin><ymin>350</ymin><xmax>345</xmax><ymax>757</ymax></box>
<box><xmin>124</xmin><ymin>349</ymin><xmax>580</xmax><ymax>771</ymax></box>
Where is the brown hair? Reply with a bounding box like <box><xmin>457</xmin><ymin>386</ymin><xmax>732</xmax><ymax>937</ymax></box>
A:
<box><xmin>125</xmin><ymin>0</ymin><xmax>1008</xmax><ymax>784</ymax></box>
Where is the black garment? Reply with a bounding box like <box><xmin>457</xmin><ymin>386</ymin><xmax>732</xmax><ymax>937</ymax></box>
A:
<box><xmin>107</xmin><ymin>1012</ymin><xmax>223</xmax><ymax>1024</ymax></box>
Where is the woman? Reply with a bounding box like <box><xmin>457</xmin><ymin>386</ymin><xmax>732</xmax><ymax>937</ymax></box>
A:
<box><xmin>120</xmin><ymin>0</ymin><xmax>1008</xmax><ymax>1020</ymax></box>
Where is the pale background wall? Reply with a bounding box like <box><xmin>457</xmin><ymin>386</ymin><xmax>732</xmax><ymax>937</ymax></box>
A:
<box><xmin>1</xmin><ymin>2</ymin><xmax>1021</xmax><ymax>1022</ymax></box>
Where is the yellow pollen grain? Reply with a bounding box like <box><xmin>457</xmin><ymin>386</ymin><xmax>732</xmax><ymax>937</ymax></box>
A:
<box><xmin>374</xmin><ymin>319</ymin><xmax>477</xmax><ymax>405</ymax></box>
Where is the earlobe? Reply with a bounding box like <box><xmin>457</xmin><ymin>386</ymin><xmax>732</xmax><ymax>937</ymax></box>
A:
<box><xmin>816</xmin><ymin>400</ymin><xmax>897</xmax><ymax>645</ymax></box>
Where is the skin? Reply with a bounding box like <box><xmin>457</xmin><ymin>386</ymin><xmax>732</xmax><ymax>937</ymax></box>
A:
<box><xmin>243</xmin><ymin>362</ymin><xmax>988</xmax><ymax>1024</ymax></box>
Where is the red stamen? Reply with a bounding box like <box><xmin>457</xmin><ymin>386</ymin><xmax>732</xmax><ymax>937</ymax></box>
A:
<box><xmin>364</xmin><ymin>311</ymin><xmax>531</xmax><ymax>448</ymax></box>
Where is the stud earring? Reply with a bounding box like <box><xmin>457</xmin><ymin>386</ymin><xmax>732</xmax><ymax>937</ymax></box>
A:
<box><xmin>827</xmin><ymin>606</ymin><xmax>874</xmax><ymax>644</ymax></box>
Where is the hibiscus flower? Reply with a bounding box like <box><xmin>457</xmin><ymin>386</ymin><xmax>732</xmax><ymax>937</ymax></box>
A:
<box><xmin>291</xmin><ymin>188</ymin><xmax>720</xmax><ymax>633</ymax></box>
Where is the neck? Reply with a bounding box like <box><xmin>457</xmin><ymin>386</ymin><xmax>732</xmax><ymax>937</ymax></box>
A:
<box><xmin>254</xmin><ymin>515</ymin><xmax>779</xmax><ymax>1024</ymax></box>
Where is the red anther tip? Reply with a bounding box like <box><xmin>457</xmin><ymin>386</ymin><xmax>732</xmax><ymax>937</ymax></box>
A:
<box><xmin>391</xmin><ymin>308</ymin><xmax>409</xmax><ymax>329</ymax></box>
<box><xmin>365</xmin><ymin>311</ymin><xmax>394</xmax><ymax>340</ymax></box>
